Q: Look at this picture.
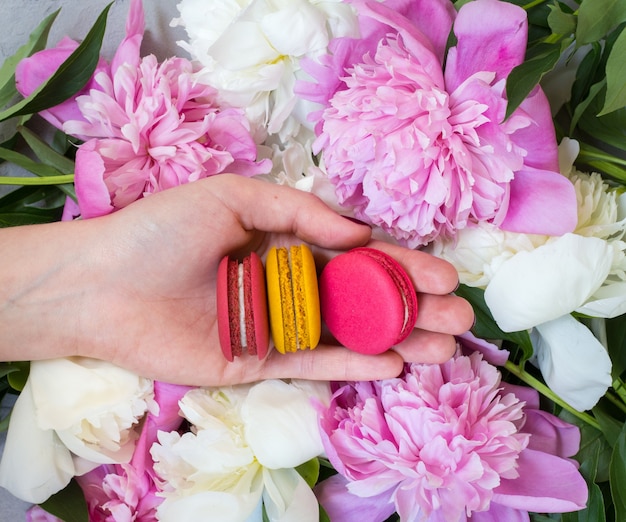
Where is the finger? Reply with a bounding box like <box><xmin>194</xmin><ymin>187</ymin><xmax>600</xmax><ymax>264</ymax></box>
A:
<box><xmin>392</xmin><ymin>329</ymin><xmax>458</xmax><ymax>364</ymax></box>
<box><xmin>251</xmin><ymin>345</ymin><xmax>406</xmax><ymax>382</ymax></box>
<box><xmin>415</xmin><ymin>293</ymin><xmax>475</xmax><ymax>335</ymax></box>
<box><xmin>210</xmin><ymin>175</ymin><xmax>372</xmax><ymax>250</ymax></box>
<box><xmin>367</xmin><ymin>239</ymin><xmax>460</xmax><ymax>295</ymax></box>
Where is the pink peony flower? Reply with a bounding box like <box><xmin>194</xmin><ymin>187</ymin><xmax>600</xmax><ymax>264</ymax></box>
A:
<box><xmin>315</xmin><ymin>351</ymin><xmax>588</xmax><ymax>521</ymax></box>
<box><xmin>297</xmin><ymin>0</ymin><xmax>577</xmax><ymax>247</ymax></box>
<box><xmin>15</xmin><ymin>0</ymin><xmax>271</xmax><ymax>218</ymax></box>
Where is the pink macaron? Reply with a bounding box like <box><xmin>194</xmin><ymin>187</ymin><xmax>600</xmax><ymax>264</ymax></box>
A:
<box><xmin>319</xmin><ymin>247</ymin><xmax>418</xmax><ymax>355</ymax></box>
<box><xmin>216</xmin><ymin>252</ymin><xmax>270</xmax><ymax>362</ymax></box>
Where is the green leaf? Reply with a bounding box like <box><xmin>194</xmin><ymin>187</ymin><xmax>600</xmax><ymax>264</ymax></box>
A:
<box><xmin>38</xmin><ymin>479</ymin><xmax>88</xmax><ymax>522</ymax></box>
<box><xmin>606</xmin><ymin>314</ymin><xmax>626</xmax><ymax>378</ymax></box>
<box><xmin>454</xmin><ymin>285</ymin><xmax>534</xmax><ymax>361</ymax></box>
<box><xmin>592</xmin><ymin>404</ymin><xmax>625</xmax><ymax>447</ymax></box>
<box><xmin>610</xmin><ymin>421</ymin><xmax>626</xmax><ymax>520</ymax></box>
<box><xmin>18</xmin><ymin>126</ymin><xmax>74</xmax><ymax>173</ymax></box>
<box><xmin>296</xmin><ymin>458</ymin><xmax>321</xmax><ymax>488</ymax></box>
<box><xmin>505</xmin><ymin>43</ymin><xmax>563</xmax><ymax>120</ymax></box>
<box><xmin>0</xmin><ymin>207</ymin><xmax>64</xmax><ymax>227</ymax></box>
<box><xmin>576</xmin><ymin>93</ymin><xmax>626</xmax><ymax>153</ymax></box>
<box><xmin>0</xmin><ymin>10</ymin><xmax>59</xmax><ymax>108</ymax></box>
<box><xmin>17</xmin><ymin>126</ymin><xmax>76</xmax><ymax>200</ymax></box>
<box><xmin>570</xmin><ymin>79</ymin><xmax>606</xmax><ymax>135</ymax></box>
<box><xmin>6</xmin><ymin>361</ymin><xmax>29</xmax><ymax>392</ymax></box>
<box><xmin>0</xmin><ymin>146</ymin><xmax>64</xmax><ymax>178</ymax></box>
<box><xmin>548</xmin><ymin>3</ymin><xmax>577</xmax><ymax>36</ymax></box>
<box><xmin>576</xmin><ymin>0</ymin><xmax>626</xmax><ymax>45</ymax></box>
<box><xmin>0</xmin><ymin>3</ymin><xmax>112</xmax><ymax>122</ymax></box>
<box><xmin>563</xmin><ymin>410</ymin><xmax>613</xmax><ymax>483</ymax></box>
<box><xmin>599</xmin><ymin>27</ymin><xmax>626</xmax><ymax>115</ymax></box>
<box><xmin>570</xmin><ymin>42</ymin><xmax>603</xmax><ymax>109</ymax></box>
<box><xmin>0</xmin><ymin>185</ymin><xmax>65</xmax><ymax>227</ymax></box>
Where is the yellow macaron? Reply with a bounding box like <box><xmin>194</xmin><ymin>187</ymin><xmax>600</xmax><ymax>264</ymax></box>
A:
<box><xmin>265</xmin><ymin>244</ymin><xmax>321</xmax><ymax>353</ymax></box>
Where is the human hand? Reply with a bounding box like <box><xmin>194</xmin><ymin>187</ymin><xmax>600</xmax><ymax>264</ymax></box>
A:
<box><xmin>3</xmin><ymin>175</ymin><xmax>473</xmax><ymax>385</ymax></box>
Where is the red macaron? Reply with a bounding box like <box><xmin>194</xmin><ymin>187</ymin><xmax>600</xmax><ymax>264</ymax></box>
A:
<box><xmin>319</xmin><ymin>247</ymin><xmax>418</xmax><ymax>355</ymax></box>
<box><xmin>216</xmin><ymin>252</ymin><xmax>270</xmax><ymax>362</ymax></box>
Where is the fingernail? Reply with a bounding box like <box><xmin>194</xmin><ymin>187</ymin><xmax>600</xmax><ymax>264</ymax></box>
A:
<box><xmin>341</xmin><ymin>215</ymin><xmax>371</xmax><ymax>228</ymax></box>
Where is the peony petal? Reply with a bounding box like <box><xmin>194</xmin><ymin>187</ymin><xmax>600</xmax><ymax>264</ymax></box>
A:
<box><xmin>260</xmin><ymin>0</ymin><xmax>329</xmax><ymax>56</ymax></box>
<box><xmin>576</xmin><ymin>281</ymin><xmax>626</xmax><ymax>318</ymax></box>
<box><xmin>445</xmin><ymin>0</ymin><xmax>527</xmax><ymax>92</ymax></box>
<box><xmin>458</xmin><ymin>331</ymin><xmax>510</xmax><ymax>366</ymax></box>
<box><xmin>74</xmin><ymin>140</ymin><xmax>115</xmax><ymax>218</ymax></box>
<box><xmin>263</xmin><ymin>468</ymin><xmax>319</xmax><ymax>522</ymax></box>
<box><xmin>242</xmin><ymin>380</ymin><xmax>325</xmax><ymax>469</ymax></box>
<box><xmin>510</xmin><ymin>87</ymin><xmax>560</xmax><ymax>172</ymax></box>
<box><xmin>157</xmin><ymin>489</ymin><xmax>262</xmax><ymax>522</ymax></box>
<box><xmin>131</xmin><ymin>381</ymin><xmax>190</xmax><ymax>472</ymax></box>
<box><xmin>484</xmin><ymin>234</ymin><xmax>613</xmax><ymax>331</ymax></box>
<box><xmin>470</xmin><ymin>503</ymin><xmax>530</xmax><ymax>522</ymax></box>
<box><xmin>0</xmin><ymin>380</ymin><xmax>75</xmax><ymax>503</ymax></box>
<box><xmin>493</xmin><ymin>448</ymin><xmax>588</xmax><ymax>512</ymax></box>
<box><xmin>355</xmin><ymin>0</ymin><xmax>446</xmax><ymax>85</ymax></box>
<box><xmin>531</xmin><ymin>315</ymin><xmax>612</xmax><ymax>411</ymax></box>
<box><xmin>499</xmin><ymin>169</ymin><xmax>578</xmax><ymax>236</ymax></box>
<box><xmin>110</xmin><ymin>0</ymin><xmax>144</xmax><ymax>75</ymax></box>
<box><xmin>314</xmin><ymin>474</ymin><xmax>396</xmax><ymax>522</ymax></box>
<box><xmin>523</xmin><ymin>409</ymin><xmax>581</xmax><ymax>458</ymax></box>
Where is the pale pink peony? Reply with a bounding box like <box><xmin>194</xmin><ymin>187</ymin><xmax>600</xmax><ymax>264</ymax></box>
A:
<box><xmin>15</xmin><ymin>0</ymin><xmax>270</xmax><ymax>218</ymax></box>
<box><xmin>315</xmin><ymin>351</ymin><xmax>588</xmax><ymax>521</ymax></box>
<box><xmin>297</xmin><ymin>0</ymin><xmax>577</xmax><ymax>247</ymax></box>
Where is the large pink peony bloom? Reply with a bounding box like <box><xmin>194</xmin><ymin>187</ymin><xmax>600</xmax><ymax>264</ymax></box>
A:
<box><xmin>297</xmin><ymin>0</ymin><xmax>577</xmax><ymax>247</ymax></box>
<box><xmin>15</xmin><ymin>0</ymin><xmax>270</xmax><ymax>218</ymax></box>
<box><xmin>315</xmin><ymin>351</ymin><xmax>588</xmax><ymax>521</ymax></box>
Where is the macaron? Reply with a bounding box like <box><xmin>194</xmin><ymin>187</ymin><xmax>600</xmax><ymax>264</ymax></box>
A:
<box><xmin>217</xmin><ymin>252</ymin><xmax>270</xmax><ymax>362</ymax></box>
<box><xmin>265</xmin><ymin>244</ymin><xmax>321</xmax><ymax>353</ymax></box>
<box><xmin>319</xmin><ymin>247</ymin><xmax>418</xmax><ymax>355</ymax></box>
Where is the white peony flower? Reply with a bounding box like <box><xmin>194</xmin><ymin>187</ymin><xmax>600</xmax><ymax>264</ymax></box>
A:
<box><xmin>171</xmin><ymin>0</ymin><xmax>358</xmax><ymax>141</ymax></box>
<box><xmin>151</xmin><ymin>379</ymin><xmax>329</xmax><ymax>522</ymax></box>
<box><xmin>431</xmin><ymin>138</ymin><xmax>626</xmax><ymax>325</ymax></box>
<box><xmin>0</xmin><ymin>357</ymin><xmax>155</xmax><ymax>503</ymax></box>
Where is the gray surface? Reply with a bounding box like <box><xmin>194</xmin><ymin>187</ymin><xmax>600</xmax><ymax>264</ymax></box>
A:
<box><xmin>0</xmin><ymin>395</ymin><xmax>32</xmax><ymax>521</ymax></box>
<box><xmin>0</xmin><ymin>1</ymin><xmax>186</xmax><ymax>518</ymax></box>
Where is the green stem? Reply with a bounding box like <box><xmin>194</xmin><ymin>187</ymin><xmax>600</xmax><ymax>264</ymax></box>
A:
<box><xmin>522</xmin><ymin>0</ymin><xmax>548</xmax><ymax>9</ymax></box>
<box><xmin>578</xmin><ymin>147</ymin><xmax>626</xmax><ymax>169</ymax></box>
<box><xmin>504</xmin><ymin>360</ymin><xmax>601</xmax><ymax>430</ymax></box>
<box><xmin>0</xmin><ymin>174</ymin><xmax>74</xmax><ymax>185</ymax></box>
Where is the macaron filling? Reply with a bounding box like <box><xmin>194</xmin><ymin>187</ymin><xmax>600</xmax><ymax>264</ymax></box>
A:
<box><xmin>238</xmin><ymin>262</ymin><xmax>248</xmax><ymax>350</ymax></box>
